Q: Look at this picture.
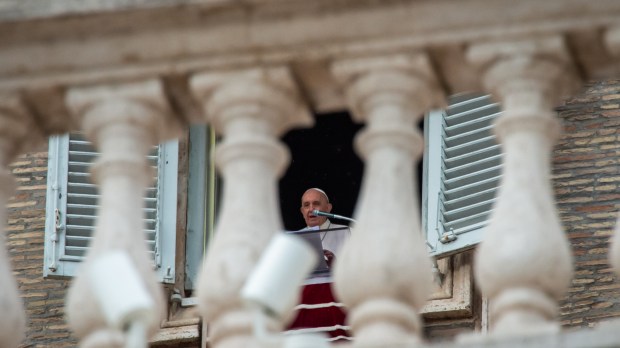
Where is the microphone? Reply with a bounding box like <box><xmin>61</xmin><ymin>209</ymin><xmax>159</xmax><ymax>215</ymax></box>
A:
<box><xmin>311</xmin><ymin>210</ymin><xmax>356</xmax><ymax>223</ymax></box>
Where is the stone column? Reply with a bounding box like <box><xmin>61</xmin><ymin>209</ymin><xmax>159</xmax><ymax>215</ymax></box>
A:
<box><xmin>603</xmin><ymin>25</ymin><xmax>620</xmax><ymax>57</ymax></box>
<box><xmin>65</xmin><ymin>79</ymin><xmax>181</xmax><ymax>348</ymax></box>
<box><xmin>190</xmin><ymin>67</ymin><xmax>312</xmax><ymax>348</ymax></box>
<box><xmin>603</xmin><ymin>26</ymin><xmax>620</xmax><ymax>279</ymax></box>
<box><xmin>331</xmin><ymin>54</ymin><xmax>442</xmax><ymax>346</ymax></box>
<box><xmin>467</xmin><ymin>36</ymin><xmax>579</xmax><ymax>336</ymax></box>
<box><xmin>0</xmin><ymin>93</ymin><xmax>44</xmax><ymax>348</ymax></box>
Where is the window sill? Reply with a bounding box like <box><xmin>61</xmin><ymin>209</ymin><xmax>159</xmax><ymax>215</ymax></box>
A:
<box><xmin>151</xmin><ymin>318</ymin><xmax>200</xmax><ymax>346</ymax></box>
<box><xmin>422</xmin><ymin>251</ymin><xmax>474</xmax><ymax>319</ymax></box>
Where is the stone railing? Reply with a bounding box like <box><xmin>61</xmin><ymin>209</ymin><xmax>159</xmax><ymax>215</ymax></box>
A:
<box><xmin>1</xmin><ymin>1</ymin><xmax>620</xmax><ymax>347</ymax></box>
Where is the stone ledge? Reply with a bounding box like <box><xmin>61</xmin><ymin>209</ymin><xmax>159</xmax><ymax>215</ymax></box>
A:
<box><xmin>150</xmin><ymin>321</ymin><xmax>200</xmax><ymax>346</ymax></box>
<box><xmin>426</xmin><ymin>324</ymin><xmax>620</xmax><ymax>348</ymax></box>
<box><xmin>0</xmin><ymin>0</ymin><xmax>211</xmax><ymax>21</ymax></box>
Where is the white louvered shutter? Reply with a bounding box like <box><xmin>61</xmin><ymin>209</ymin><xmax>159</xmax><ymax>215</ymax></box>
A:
<box><xmin>44</xmin><ymin>133</ymin><xmax>178</xmax><ymax>283</ymax></box>
<box><xmin>422</xmin><ymin>94</ymin><xmax>503</xmax><ymax>258</ymax></box>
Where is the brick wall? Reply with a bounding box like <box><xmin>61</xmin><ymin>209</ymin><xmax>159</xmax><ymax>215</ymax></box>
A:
<box><xmin>7</xmin><ymin>151</ymin><xmax>76</xmax><ymax>348</ymax></box>
<box><xmin>425</xmin><ymin>79</ymin><xmax>620</xmax><ymax>339</ymax></box>
<box><xmin>556</xmin><ymin>79</ymin><xmax>620</xmax><ymax>328</ymax></box>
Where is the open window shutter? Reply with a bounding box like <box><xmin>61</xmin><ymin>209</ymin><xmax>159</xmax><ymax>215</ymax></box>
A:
<box><xmin>423</xmin><ymin>94</ymin><xmax>503</xmax><ymax>258</ymax></box>
<box><xmin>44</xmin><ymin>133</ymin><xmax>178</xmax><ymax>283</ymax></box>
<box><xmin>184</xmin><ymin>124</ymin><xmax>218</xmax><ymax>291</ymax></box>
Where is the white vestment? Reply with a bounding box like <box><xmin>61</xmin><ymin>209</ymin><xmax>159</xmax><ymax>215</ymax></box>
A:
<box><xmin>309</xmin><ymin>219</ymin><xmax>351</xmax><ymax>256</ymax></box>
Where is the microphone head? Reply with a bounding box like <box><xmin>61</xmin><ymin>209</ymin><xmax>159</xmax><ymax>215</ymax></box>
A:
<box><xmin>311</xmin><ymin>209</ymin><xmax>320</xmax><ymax>217</ymax></box>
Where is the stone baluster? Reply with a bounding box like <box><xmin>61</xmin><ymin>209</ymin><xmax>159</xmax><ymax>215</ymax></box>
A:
<box><xmin>190</xmin><ymin>67</ymin><xmax>312</xmax><ymax>348</ymax></box>
<box><xmin>0</xmin><ymin>93</ymin><xmax>44</xmax><ymax>348</ymax></box>
<box><xmin>331</xmin><ymin>54</ymin><xmax>442</xmax><ymax>346</ymax></box>
<box><xmin>603</xmin><ymin>26</ymin><xmax>620</xmax><ymax>280</ymax></box>
<box><xmin>467</xmin><ymin>36</ymin><xmax>579</xmax><ymax>336</ymax></box>
<box><xmin>64</xmin><ymin>80</ymin><xmax>181</xmax><ymax>348</ymax></box>
<box><xmin>604</xmin><ymin>25</ymin><xmax>620</xmax><ymax>57</ymax></box>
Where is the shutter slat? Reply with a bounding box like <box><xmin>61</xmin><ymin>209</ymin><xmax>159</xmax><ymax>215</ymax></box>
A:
<box><xmin>65</xmin><ymin>225</ymin><xmax>95</xmax><ymax>236</ymax></box>
<box><xmin>444</xmin><ymin>124</ymin><xmax>494</xmax><ymax>148</ymax></box>
<box><xmin>444</xmin><ymin>144</ymin><xmax>501</xmax><ymax>168</ymax></box>
<box><xmin>67</xmin><ymin>194</ymin><xmax>98</xmax><ymax>207</ymax></box>
<box><xmin>68</xmin><ymin>140</ymin><xmax>94</xmax><ymax>153</ymax></box>
<box><xmin>444</xmin><ymin>135</ymin><xmax>498</xmax><ymax>159</ymax></box>
<box><xmin>445</xmin><ymin>105</ymin><xmax>500</xmax><ymax>128</ymax></box>
<box><xmin>449</xmin><ymin>219</ymin><xmax>488</xmax><ymax>236</ymax></box>
<box><xmin>67</xmin><ymin>204</ymin><xmax>156</xmax><ymax>214</ymax></box>
<box><xmin>68</xmin><ymin>163</ymin><xmax>92</xmax><ymax>173</ymax></box>
<box><xmin>444</xmin><ymin>165</ymin><xmax>501</xmax><ymax>191</ymax></box>
<box><xmin>65</xmin><ymin>235</ymin><xmax>91</xmax><ymax>248</ymax></box>
<box><xmin>443</xmin><ymin>209</ymin><xmax>491</xmax><ymax>231</ymax></box>
<box><xmin>447</xmin><ymin>94</ymin><xmax>492</xmax><ymax>111</ymax></box>
<box><xmin>67</xmin><ymin>151</ymin><xmax>98</xmax><ymax>164</ymax></box>
<box><xmin>65</xmin><ymin>246</ymin><xmax>90</xmax><ymax>257</ymax></box>
<box><xmin>66</xmin><ymin>204</ymin><xmax>97</xmax><ymax>216</ymax></box>
<box><xmin>67</xmin><ymin>182</ymin><xmax>97</xmax><ymax>189</ymax></box>
<box><xmin>66</xmin><ymin>215</ymin><xmax>97</xmax><ymax>226</ymax></box>
<box><xmin>444</xmin><ymin>175</ymin><xmax>500</xmax><ymax>202</ymax></box>
<box><xmin>443</xmin><ymin>197</ymin><xmax>496</xmax><ymax>222</ymax></box>
<box><xmin>444</xmin><ymin>186</ymin><xmax>497</xmax><ymax>210</ymax></box>
<box><xmin>67</xmin><ymin>172</ymin><xmax>92</xmax><ymax>185</ymax></box>
<box><xmin>444</xmin><ymin>154</ymin><xmax>502</xmax><ymax>180</ymax></box>
<box><xmin>144</xmin><ymin>187</ymin><xmax>157</xmax><ymax>199</ymax></box>
<box><xmin>67</xmin><ymin>183</ymin><xmax>98</xmax><ymax>195</ymax></box>
<box><xmin>444</xmin><ymin>116</ymin><xmax>496</xmax><ymax>137</ymax></box>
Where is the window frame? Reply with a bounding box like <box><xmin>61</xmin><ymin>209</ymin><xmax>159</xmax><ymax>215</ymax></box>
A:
<box><xmin>422</xmin><ymin>94</ymin><xmax>503</xmax><ymax>259</ymax></box>
<box><xmin>184</xmin><ymin>124</ymin><xmax>218</xmax><ymax>291</ymax></box>
<box><xmin>43</xmin><ymin>133</ymin><xmax>179</xmax><ymax>284</ymax></box>
<box><xmin>420</xmin><ymin>94</ymin><xmax>503</xmax><ymax>321</ymax></box>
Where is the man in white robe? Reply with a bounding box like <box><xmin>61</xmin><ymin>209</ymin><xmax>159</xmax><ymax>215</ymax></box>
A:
<box><xmin>299</xmin><ymin>188</ymin><xmax>350</xmax><ymax>267</ymax></box>
<box><xmin>288</xmin><ymin>188</ymin><xmax>351</xmax><ymax>340</ymax></box>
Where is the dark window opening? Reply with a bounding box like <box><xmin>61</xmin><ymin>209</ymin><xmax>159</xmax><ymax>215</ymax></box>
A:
<box><xmin>279</xmin><ymin>112</ymin><xmax>425</xmax><ymax>231</ymax></box>
<box><xmin>279</xmin><ymin>112</ymin><xmax>364</xmax><ymax>231</ymax></box>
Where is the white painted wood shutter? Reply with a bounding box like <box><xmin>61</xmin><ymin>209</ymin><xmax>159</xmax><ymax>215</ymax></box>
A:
<box><xmin>44</xmin><ymin>133</ymin><xmax>178</xmax><ymax>283</ymax></box>
<box><xmin>423</xmin><ymin>94</ymin><xmax>503</xmax><ymax>258</ymax></box>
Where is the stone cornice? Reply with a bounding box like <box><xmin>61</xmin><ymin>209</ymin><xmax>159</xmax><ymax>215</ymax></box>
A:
<box><xmin>1</xmin><ymin>0</ymin><xmax>619</xmax><ymax>112</ymax></box>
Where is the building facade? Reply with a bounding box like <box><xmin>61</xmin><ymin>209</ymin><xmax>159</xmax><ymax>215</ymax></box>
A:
<box><xmin>6</xmin><ymin>78</ymin><xmax>620</xmax><ymax>346</ymax></box>
<box><xmin>2</xmin><ymin>1</ymin><xmax>620</xmax><ymax>347</ymax></box>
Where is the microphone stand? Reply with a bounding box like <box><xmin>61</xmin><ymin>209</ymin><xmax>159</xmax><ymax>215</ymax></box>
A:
<box><xmin>312</xmin><ymin>210</ymin><xmax>357</xmax><ymax>224</ymax></box>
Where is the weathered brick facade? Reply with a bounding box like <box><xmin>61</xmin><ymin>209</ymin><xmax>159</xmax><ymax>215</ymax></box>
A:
<box><xmin>6</xmin><ymin>79</ymin><xmax>620</xmax><ymax>346</ymax></box>
<box><xmin>556</xmin><ymin>79</ymin><xmax>620</xmax><ymax>328</ymax></box>
<box><xmin>7</xmin><ymin>151</ymin><xmax>76</xmax><ymax>348</ymax></box>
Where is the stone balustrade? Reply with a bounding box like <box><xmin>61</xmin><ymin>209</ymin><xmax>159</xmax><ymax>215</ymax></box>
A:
<box><xmin>64</xmin><ymin>80</ymin><xmax>182</xmax><ymax>348</ymax></box>
<box><xmin>190</xmin><ymin>67</ymin><xmax>313</xmax><ymax>348</ymax></box>
<box><xmin>331</xmin><ymin>54</ymin><xmax>441</xmax><ymax>346</ymax></box>
<box><xmin>0</xmin><ymin>93</ymin><xmax>44</xmax><ymax>348</ymax></box>
<box><xmin>0</xmin><ymin>1</ymin><xmax>619</xmax><ymax>348</ymax></box>
<box><xmin>467</xmin><ymin>36</ymin><xmax>580</xmax><ymax>337</ymax></box>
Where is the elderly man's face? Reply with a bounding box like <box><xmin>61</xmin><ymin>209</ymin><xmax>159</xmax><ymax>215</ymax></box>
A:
<box><xmin>300</xmin><ymin>190</ymin><xmax>332</xmax><ymax>227</ymax></box>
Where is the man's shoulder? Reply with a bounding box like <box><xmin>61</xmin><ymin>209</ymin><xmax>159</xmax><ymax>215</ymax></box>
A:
<box><xmin>326</xmin><ymin>223</ymin><xmax>351</xmax><ymax>235</ymax></box>
<box><xmin>329</xmin><ymin>223</ymin><xmax>349</xmax><ymax>229</ymax></box>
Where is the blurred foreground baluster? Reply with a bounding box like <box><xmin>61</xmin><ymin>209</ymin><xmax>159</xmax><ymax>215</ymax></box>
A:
<box><xmin>468</xmin><ymin>36</ymin><xmax>580</xmax><ymax>337</ymax></box>
<box><xmin>331</xmin><ymin>54</ymin><xmax>443</xmax><ymax>346</ymax></box>
<box><xmin>191</xmin><ymin>67</ymin><xmax>312</xmax><ymax>348</ymax></box>
<box><xmin>65</xmin><ymin>80</ymin><xmax>182</xmax><ymax>348</ymax></box>
<box><xmin>0</xmin><ymin>93</ymin><xmax>44</xmax><ymax>348</ymax></box>
<box><xmin>603</xmin><ymin>26</ymin><xmax>620</xmax><ymax>303</ymax></box>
